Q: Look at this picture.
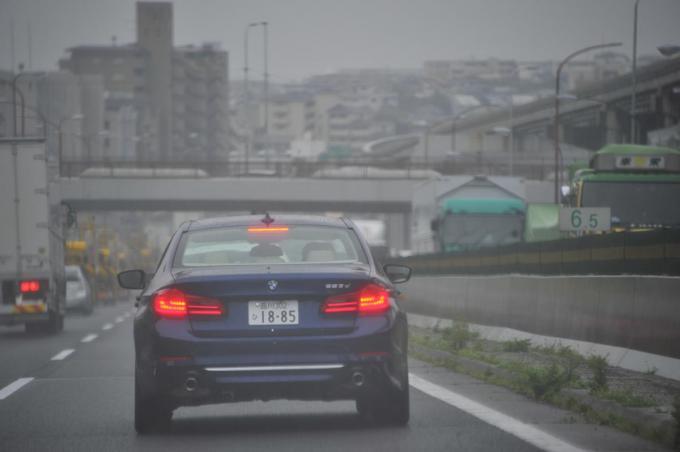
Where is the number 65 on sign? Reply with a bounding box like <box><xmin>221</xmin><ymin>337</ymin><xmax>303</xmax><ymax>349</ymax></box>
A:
<box><xmin>559</xmin><ymin>207</ymin><xmax>611</xmax><ymax>232</ymax></box>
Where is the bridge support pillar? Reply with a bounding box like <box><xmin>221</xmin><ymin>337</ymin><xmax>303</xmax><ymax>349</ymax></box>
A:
<box><xmin>385</xmin><ymin>212</ymin><xmax>411</xmax><ymax>254</ymax></box>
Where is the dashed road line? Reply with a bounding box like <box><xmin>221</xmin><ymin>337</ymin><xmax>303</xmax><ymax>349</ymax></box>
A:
<box><xmin>50</xmin><ymin>349</ymin><xmax>75</xmax><ymax>361</ymax></box>
<box><xmin>81</xmin><ymin>334</ymin><xmax>98</xmax><ymax>343</ymax></box>
<box><xmin>102</xmin><ymin>323</ymin><xmax>114</xmax><ymax>330</ymax></box>
<box><xmin>409</xmin><ymin>373</ymin><xmax>588</xmax><ymax>452</ymax></box>
<box><xmin>0</xmin><ymin>378</ymin><xmax>34</xmax><ymax>400</ymax></box>
<box><xmin>115</xmin><ymin>316</ymin><xmax>125</xmax><ymax>323</ymax></box>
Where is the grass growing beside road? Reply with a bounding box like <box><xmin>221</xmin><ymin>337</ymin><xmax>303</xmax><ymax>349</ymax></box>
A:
<box><xmin>409</xmin><ymin>323</ymin><xmax>678</xmax><ymax>448</ymax></box>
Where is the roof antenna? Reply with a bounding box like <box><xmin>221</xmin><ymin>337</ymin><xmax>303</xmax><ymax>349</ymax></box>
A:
<box><xmin>261</xmin><ymin>212</ymin><xmax>274</xmax><ymax>226</ymax></box>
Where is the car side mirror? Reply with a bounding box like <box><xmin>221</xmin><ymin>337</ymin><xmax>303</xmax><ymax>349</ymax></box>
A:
<box><xmin>117</xmin><ymin>269</ymin><xmax>146</xmax><ymax>290</ymax></box>
<box><xmin>383</xmin><ymin>264</ymin><xmax>412</xmax><ymax>284</ymax></box>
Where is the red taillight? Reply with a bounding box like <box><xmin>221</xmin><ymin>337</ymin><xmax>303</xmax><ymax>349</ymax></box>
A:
<box><xmin>357</xmin><ymin>284</ymin><xmax>390</xmax><ymax>314</ymax></box>
<box><xmin>152</xmin><ymin>288</ymin><xmax>224</xmax><ymax>319</ymax></box>
<box><xmin>322</xmin><ymin>284</ymin><xmax>390</xmax><ymax>316</ymax></box>
<box><xmin>20</xmin><ymin>280</ymin><xmax>41</xmax><ymax>293</ymax></box>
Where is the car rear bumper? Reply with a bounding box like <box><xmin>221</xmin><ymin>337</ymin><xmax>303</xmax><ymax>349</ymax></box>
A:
<box><xmin>135</xmin><ymin>313</ymin><xmax>408</xmax><ymax>406</ymax></box>
<box><xmin>66</xmin><ymin>295</ymin><xmax>89</xmax><ymax>310</ymax></box>
<box><xmin>149</xmin><ymin>356</ymin><xmax>397</xmax><ymax>405</ymax></box>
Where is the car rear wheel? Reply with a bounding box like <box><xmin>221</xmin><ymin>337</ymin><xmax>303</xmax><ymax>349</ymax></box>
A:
<box><xmin>134</xmin><ymin>379</ymin><xmax>173</xmax><ymax>434</ymax></box>
<box><xmin>356</xmin><ymin>383</ymin><xmax>410</xmax><ymax>426</ymax></box>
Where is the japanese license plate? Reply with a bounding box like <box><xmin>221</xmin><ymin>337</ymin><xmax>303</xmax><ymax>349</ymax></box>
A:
<box><xmin>248</xmin><ymin>300</ymin><xmax>299</xmax><ymax>325</ymax></box>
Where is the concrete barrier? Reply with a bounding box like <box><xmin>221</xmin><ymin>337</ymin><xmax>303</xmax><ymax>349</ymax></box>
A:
<box><xmin>401</xmin><ymin>275</ymin><xmax>680</xmax><ymax>360</ymax></box>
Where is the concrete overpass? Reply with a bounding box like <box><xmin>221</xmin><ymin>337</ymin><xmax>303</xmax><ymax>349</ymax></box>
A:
<box><xmin>57</xmin><ymin>176</ymin><xmax>420</xmax><ymax>249</ymax></box>
<box><xmin>427</xmin><ymin>56</ymin><xmax>680</xmax><ymax>164</ymax></box>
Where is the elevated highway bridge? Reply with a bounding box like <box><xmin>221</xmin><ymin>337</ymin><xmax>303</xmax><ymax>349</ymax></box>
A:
<box><xmin>57</xmin><ymin>175</ymin><xmax>419</xmax><ymax>249</ymax></box>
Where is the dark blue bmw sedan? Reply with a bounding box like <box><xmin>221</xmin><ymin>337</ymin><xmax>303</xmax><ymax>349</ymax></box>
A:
<box><xmin>118</xmin><ymin>214</ymin><xmax>412</xmax><ymax>433</ymax></box>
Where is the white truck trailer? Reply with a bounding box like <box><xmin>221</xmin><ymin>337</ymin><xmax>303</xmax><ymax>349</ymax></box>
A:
<box><xmin>0</xmin><ymin>138</ymin><xmax>64</xmax><ymax>333</ymax></box>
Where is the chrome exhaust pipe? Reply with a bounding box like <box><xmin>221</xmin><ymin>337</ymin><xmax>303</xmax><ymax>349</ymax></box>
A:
<box><xmin>185</xmin><ymin>376</ymin><xmax>198</xmax><ymax>392</ymax></box>
<box><xmin>351</xmin><ymin>371</ymin><xmax>365</xmax><ymax>387</ymax></box>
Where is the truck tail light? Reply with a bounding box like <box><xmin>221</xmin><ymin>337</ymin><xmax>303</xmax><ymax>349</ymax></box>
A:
<box><xmin>321</xmin><ymin>284</ymin><xmax>390</xmax><ymax>316</ymax></box>
<box><xmin>152</xmin><ymin>288</ymin><xmax>224</xmax><ymax>319</ymax></box>
<box><xmin>20</xmin><ymin>280</ymin><xmax>41</xmax><ymax>293</ymax></box>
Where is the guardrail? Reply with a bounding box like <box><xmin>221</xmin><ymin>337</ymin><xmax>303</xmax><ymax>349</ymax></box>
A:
<box><xmin>402</xmin><ymin>274</ymin><xmax>680</xmax><ymax>360</ymax></box>
<box><xmin>59</xmin><ymin>155</ymin><xmax>557</xmax><ymax>180</ymax></box>
<box><xmin>399</xmin><ymin>229</ymin><xmax>680</xmax><ymax>276</ymax></box>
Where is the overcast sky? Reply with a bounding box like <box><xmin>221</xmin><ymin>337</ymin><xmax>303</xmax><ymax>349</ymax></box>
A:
<box><xmin>1</xmin><ymin>0</ymin><xmax>680</xmax><ymax>81</ymax></box>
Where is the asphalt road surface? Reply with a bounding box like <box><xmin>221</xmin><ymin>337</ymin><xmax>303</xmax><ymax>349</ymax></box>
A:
<box><xmin>0</xmin><ymin>301</ymin><xmax>667</xmax><ymax>452</ymax></box>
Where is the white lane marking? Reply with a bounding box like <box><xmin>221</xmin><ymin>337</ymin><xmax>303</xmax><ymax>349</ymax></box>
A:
<box><xmin>409</xmin><ymin>373</ymin><xmax>588</xmax><ymax>452</ymax></box>
<box><xmin>115</xmin><ymin>316</ymin><xmax>124</xmax><ymax>323</ymax></box>
<box><xmin>123</xmin><ymin>312</ymin><xmax>131</xmax><ymax>319</ymax></box>
<box><xmin>81</xmin><ymin>334</ymin><xmax>98</xmax><ymax>343</ymax></box>
<box><xmin>0</xmin><ymin>378</ymin><xmax>34</xmax><ymax>400</ymax></box>
<box><xmin>50</xmin><ymin>349</ymin><xmax>75</xmax><ymax>361</ymax></box>
<box><xmin>102</xmin><ymin>323</ymin><xmax>114</xmax><ymax>331</ymax></box>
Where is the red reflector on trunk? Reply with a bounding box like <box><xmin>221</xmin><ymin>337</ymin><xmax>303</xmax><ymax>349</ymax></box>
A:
<box><xmin>321</xmin><ymin>284</ymin><xmax>390</xmax><ymax>315</ymax></box>
<box><xmin>152</xmin><ymin>288</ymin><xmax>224</xmax><ymax>319</ymax></box>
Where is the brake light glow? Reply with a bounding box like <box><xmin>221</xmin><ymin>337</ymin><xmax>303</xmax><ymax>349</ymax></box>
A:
<box><xmin>322</xmin><ymin>284</ymin><xmax>390</xmax><ymax>315</ymax></box>
<box><xmin>20</xmin><ymin>280</ymin><xmax>41</xmax><ymax>293</ymax></box>
<box><xmin>152</xmin><ymin>288</ymin><xmax>224</xmax><ymax>319</ymax></box>
<box><xmin>357</xmin><ymin>284</ymin><xmax>390</xmax><ymax>314</ymax></box>
<box><xmin>247</xmin><ymin>226</ymin><xmax>289</xmax><ymax>233</ymax></box>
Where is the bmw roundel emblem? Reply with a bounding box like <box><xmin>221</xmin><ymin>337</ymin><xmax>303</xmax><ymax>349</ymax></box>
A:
<box><xmin>267</xmin><ymin>280</ymin><xmax>278</xmax><ymax>291</ymax></box>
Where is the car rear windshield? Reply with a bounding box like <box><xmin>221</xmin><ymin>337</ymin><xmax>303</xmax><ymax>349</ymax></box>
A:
<box><xmin>174</xmin><ymin>225</ymin><xmax>368</xmax><ymax>267</ymax></box>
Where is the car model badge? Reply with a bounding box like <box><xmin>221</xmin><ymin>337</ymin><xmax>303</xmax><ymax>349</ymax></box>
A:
<box><xmin>267</xmin><ymin>280</ymin><xmax>278</xmax><ymax>291</ymax></box>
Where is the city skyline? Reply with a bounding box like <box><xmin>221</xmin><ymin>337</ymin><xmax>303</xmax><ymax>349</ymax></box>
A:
<box><xmin>1</xmin><ymin>0</ymin><xmax>680</xmax><ymax>81</ymax></box>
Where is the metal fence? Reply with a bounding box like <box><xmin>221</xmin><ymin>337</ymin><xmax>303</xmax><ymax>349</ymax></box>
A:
<box><xmin>60</xmin><ymin>154</ymin><xmax>558</xmax><ymax>180</ymax></box>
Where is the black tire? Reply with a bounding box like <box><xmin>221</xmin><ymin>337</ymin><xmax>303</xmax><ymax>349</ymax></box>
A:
<box><xmin>134</xmin><ymin>379</ymin><xmax>172</xmax><ymax>434</ymax></box>
<box><xmin>45</xmin><ymin>311</ymin><xmax>64</xmax><ymax>334</ymax></box>
<box><xmin>24</xmin><ymin>322</ymin><xmax>42</xmax><ymax>334</ymax></box>
<box><xmin>385</xmin><ymin>381</ymin><xmax>410</xmax><ymax>426</ymax></box>
<box><xmin>82</xmin><ymin>302</ymin><xmax>94</xmax><ymax>316</ymax></box>
<box><xmin>357</xmin><ymin>339</ymin><xmax>410</xmax><ymax>426</ymax></box>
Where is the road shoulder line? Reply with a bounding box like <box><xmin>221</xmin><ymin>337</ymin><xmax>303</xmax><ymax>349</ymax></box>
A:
<box><xmin>409</xmin><ymin>372</ymin><xmax>588</xmax><ymax>452</ymax></box>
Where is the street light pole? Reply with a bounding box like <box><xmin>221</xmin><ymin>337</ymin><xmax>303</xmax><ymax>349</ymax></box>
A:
<box><xmin>553</xmin><ymin>42</ymin><xmax>622</xmax><ymax>203</ymax></box>
<box><xmin>631</xmin><ymin>0</ymin><xmax>640</xmax><ymax>144</ymax></box>
<box><xmin>261</xmin><ymin>22</ymin><xmax>269</xmax><ymax>135</ymax></box>
<box><xmin>243</xmin><ymin>22</ymin><xmax>259</xmax><ymax>174</ymax></box>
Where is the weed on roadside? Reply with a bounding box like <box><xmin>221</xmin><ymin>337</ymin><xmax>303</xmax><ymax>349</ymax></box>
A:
<box><xmin>525</xmin><ymin>362</ymin><xmax>572</xmax><ymax>400</ymax></box>
<box><xmin>672</xmin><ymin>394</ymin><xmax>680</xmax><ymax>450</ymax></box>
<box><xmin>587</xmin><ymin>354</ymin><xmax>609</xmax><ymax>392</ymax></box>
<box><xmin>441</xmin><ymin>320</ymin><xmax>479</xmax><ymax>351</ymax></box>
<box><xmin>594</xmin><ymin>388</ymin><xmax>656</xmax><ymax>408</ymax></box>
<box><xmin>503</xmin><ymin>338</ymin><xmax>531</xmax><ymax>352</ymax></box>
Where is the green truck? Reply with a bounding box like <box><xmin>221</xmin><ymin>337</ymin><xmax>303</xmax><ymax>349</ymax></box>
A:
<box><xmin>431</xmin><ymin>198</ymin><xmax>526</xmax><ymax>252</ymax></box>
<box><xmin>569</xmin><ymin>144</ymin><xmax>680</xmax><ymax>230</ymax></box>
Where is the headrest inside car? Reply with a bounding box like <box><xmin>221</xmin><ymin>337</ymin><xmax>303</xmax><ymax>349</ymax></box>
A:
<box><xmin>249</xmin><ymin>243</ymin><xmax>284</xmax><ymax>257</ymax></box>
